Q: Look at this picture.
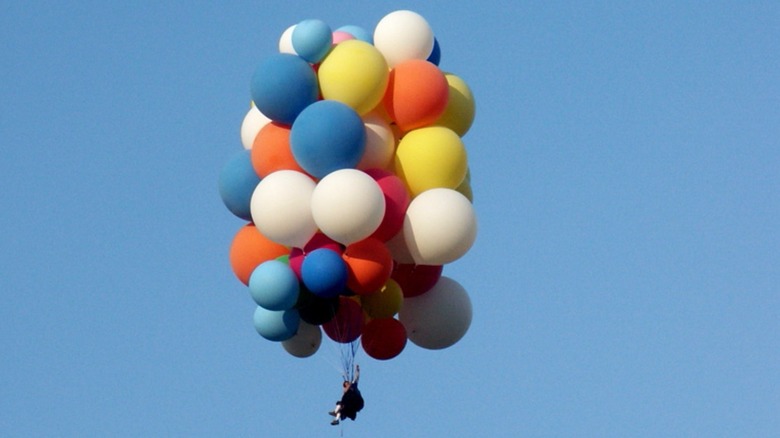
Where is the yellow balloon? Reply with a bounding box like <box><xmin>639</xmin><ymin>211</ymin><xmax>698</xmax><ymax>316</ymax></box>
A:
<box><xmin>394</xmin><ymin>126</ymin><xmax>468</xmax><ymax>197</ymax></box>
<box><xmin>361</xmin><ymin>279</ymin><xmax>403</xmax><ymax>319</ymax></box>
<box><xmin>318</xmin><ymin>40</ymin><xmax>389</xmax><ymax>115</ymax></box>
<box><xmin>433</xmin><ymin>74</ymin><xmax>475</xmax><ymax>137</ymax></box>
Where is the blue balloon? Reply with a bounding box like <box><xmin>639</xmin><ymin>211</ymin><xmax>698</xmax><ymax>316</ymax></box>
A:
<box><xmin>249</xmin><ymin>260</ymin><xmax>300</xmax><ymax>311</ymax></box>
<box><xmin>427</xmin><ymin>37</ymin><xmax>441</xmax><ymax>66</ymax></box>
<box><xmin>253</xmin><ymin>307</ymin><xmax>300</xmax><ymax>342</ymax></box>
<box><xmin>218</xmin><ymin>150</ymin><xmax>260</xmax><ymax>221</ymax></box>
<box><xmin>336</xmin><ymin>25</ymin><xmax>372</xmax><ymax>44</ymax></box>
<box><xmin>292</xmin><ymin>19</ymin><xmax>332</xmax><ymax>63</ymax></box>
<box><xmin>290</xmin><ymin>100</ymin><xmax>366</xmax><ymax>178</ymax></box>
<box><xmin>250</xmin><ymin>54</ymin><xmax>319</xmax><ymax>125</ymax></box>
<box><xmin>301</xmin><ymin>248</ymin><xmax>347</xmax><ymax>298</ymax></box>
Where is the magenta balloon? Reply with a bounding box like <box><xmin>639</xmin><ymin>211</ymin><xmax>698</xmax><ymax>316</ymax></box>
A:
<box><xmin>365</xmin><ymin>168</ymin><xmax>410</xmax><ymax>242</ymax></box>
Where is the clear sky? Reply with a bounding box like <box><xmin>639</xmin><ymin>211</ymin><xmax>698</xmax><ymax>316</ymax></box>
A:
<box><xmin>2</xmin><ymin>1</ymin><xmax>778</xmax><ymax>437</ymax></box>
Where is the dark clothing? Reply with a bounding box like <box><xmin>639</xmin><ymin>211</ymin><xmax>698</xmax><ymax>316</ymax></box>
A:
<box><xmin>338</xmin><ymin>385</ymin><xmax>364</xmax><ymax>421</ymax></box>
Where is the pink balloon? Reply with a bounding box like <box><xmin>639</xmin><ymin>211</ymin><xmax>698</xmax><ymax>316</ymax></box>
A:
<box><xmin>365</xmin><ymin>168</ymin><xmax>410</xmax><ymax>241</ymax></box>
<box><xmin>332</xmin><ymin>31</ymin><xmax>355</xmax><ymax>45</ymax></box>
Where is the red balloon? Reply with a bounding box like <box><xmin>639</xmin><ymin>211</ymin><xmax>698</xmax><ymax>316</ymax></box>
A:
<box><xmin>365</xmin><ymin>168</ymin><xmax>410</xmax><ymax>242</ymax></box>
<box><xmin>289</xmin><ymin>233</ymin><xmax>343</xmax><ymax>278</ymax></box>
<box><xmin>323</xmin><ymin>297</ymin><xmax>364</xmax><ymax>343</ymax></box>
<box><xmin>361</xmin><ymin>318</ymin><xmax>407</xmax><ymax>360</ymax></box>
<box><xmin>342</xmin><ymin>237</ymin><xmax>393</xmax><ymax>294</ymax></box>
<box><xmin>391</xmin><ymin>263</ymin><xmax>443</xmax><ymax>297</ymax></box>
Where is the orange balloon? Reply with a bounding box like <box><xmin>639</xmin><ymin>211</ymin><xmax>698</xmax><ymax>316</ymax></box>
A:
<box><xmin>342</xmin><ymin>237</ymin><xmax>393</xmax><ymax>294</ymax></box>
<box><xmin>382</xmin><ymin>59</ymin><xmax>449</xmax><ymax>132</ymax></box>
<box><xmin>229</xmin><ymin>224</ymin><xmax>289</xmax><ymax>285</ymax></box>
<box><xmin>251</xmin><ymin>122</ymin><xmax>306</xmax><ymax>178</ymax></box>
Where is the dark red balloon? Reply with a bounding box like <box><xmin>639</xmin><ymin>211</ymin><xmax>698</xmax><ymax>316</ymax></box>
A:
<box><xmin>323</xmin><ymin>297</ymin><xmax>364</xmax><ymax>343</ymax></box>
<box><xmin>361</xmin><ymin>318</ymin><xmax>407</xmax><ymax>360</ymax></box>
<box><xmin>391</xmin><ymin>263</ymin><xmax>443</xmax><ymax>297</ymax></box>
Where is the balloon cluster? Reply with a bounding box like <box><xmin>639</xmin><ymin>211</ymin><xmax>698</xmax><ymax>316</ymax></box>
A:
<box><xmin>219</xmin><ymin>10</ymin><xmax>477</xmax><ymax>361</ymax></box>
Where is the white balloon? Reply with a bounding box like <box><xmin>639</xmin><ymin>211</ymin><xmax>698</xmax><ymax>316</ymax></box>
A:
<box><xmin>357</xmin><ymin>112</ymin><xmax>396</xmax><ymax>171</ymax></box>
<box><xmin>373</xmin><ymin>10</ymin><xmax>434</xmax><ymax>68</ymax></box>
<box><xmin>240</xmin><ymin>104</ymin><xmax>271</xmax><ymax>150</ymax></box>
<box><xmin>250</xmin><ymin>170</ymin><xmax>317</xmax><ymax>248</ymax></box>
<box><xmin>404</xmin><ymin>188</ymin><xmax>477</xmax><ymax>265</ymax></box>
<box><xmin>282</xmin><ymin>321</ymin><xmax>322</xmax><ymax>358</ymax></box>
<box><xmin>399</xmin><ymin>276</ymin><xmax>472</xmax><ymax>350</ymax></box>
<box><xmin>311</xmin><ymin>169</ymin><xmax>385</xmax><ymax>245</ymax></box>
<box><xmin>278</xmin><ymin>25</ymin><xmax>297</xmax><ymax>54</ymax></box>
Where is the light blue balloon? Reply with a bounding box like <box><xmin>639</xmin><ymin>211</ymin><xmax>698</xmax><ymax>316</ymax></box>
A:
<box><xmin>218</xmin><ymin>150</ymin><xmax>260</xmax><ymax>221</ymax></box>
<box><xmin>292</xmin><ymin>19</ymin><xmax>332</xmax><ymax>63</ymax></box>
<box><xmin>253</xmin><ymin>307</ymin><xmax>300</xmax><ymax>342</ymax></box>
<box><xmin>290</xmin><ymin>100</ymin><xmax>366</xmax><ymax>178</ymax></box>
<box><xmin>249</xmin><ymin>260</ymin><xmax>300</xmax><ymax>311</ymax></box>
<box><xmin>336</xmin><ymin>25</ymin><xmax>372</xmax><ymax>44</ymax></box>
<box><xmin>250</xmin><ymin>53</ymin><xmax>319</xmax><ymax>125</ymax></box>
<box><xmin>301</xmin><ymin>248</ymin><xmax>347</xmax><ymax>299</ymax></box>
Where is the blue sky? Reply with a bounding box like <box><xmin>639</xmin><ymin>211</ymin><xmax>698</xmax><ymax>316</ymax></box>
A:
<box><xmin>2</xmin><ymin>1</ymin><xmax>778</xmax><ymax>437</ymax></box>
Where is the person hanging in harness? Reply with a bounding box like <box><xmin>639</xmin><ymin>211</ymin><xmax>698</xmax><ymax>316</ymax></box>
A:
<box><xmin>329</xmin><ymin>364</ymin><xmax>364</xmax><ymax>425</ymax></box>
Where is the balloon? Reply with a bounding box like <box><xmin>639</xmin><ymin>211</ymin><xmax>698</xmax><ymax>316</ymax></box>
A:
<box><xmin>253</xmin><ymin>306</ymin><xmax>300</xmax><ymax>342</ymax></box>
<box><xmin>251</xmin><ymin>122</ymin><xmax>306</xmax><ymax>178</ymax></box>
<box><xmin>322</xmin><ymin>296</ymin><xmax>364</xmax><ymax>343</ymax></box>
<box><xmin>391</xmin><ymin>263</ymin><xmax>442</xmax><ymax>298</ymax></box>
<box><xmin>240</xmin><ymin>104</ymin><xmax>270</xmax><ymax>150</ymax></box>
<box><xmin>250</xmin><ymin>53</ymin><xmax>319</xmax><ymax>125</ymax></box>
<box><xmin>317</xmin><ymin>40</ymin><xmax>389</xmax><ymax>116</ymax></box>
<box><xmin>342</xmin><ymin>237</ymin><xmax>393</xmax><ymax>294</ymax></box>
<box><xmin>455</xmin><ymin>177</ymin><xmax>473</xmax><ymax>202</ymax></box>
<box><xmin>229</xmin><ymin>224</ymin><xmax>289</xmax><ymax>285</ymax></box>
<box><xmin>427</xmin><ymin>37</ymin><xmax>441</xmax><ymax>65</ymax></box>
<box><xmin>403</xmin><ymin>188</ymin><xmax>477</xmax><ymax>265</ymax></box>
<box><xmin>289</xmin><ymin>233</ymin><xmax>343</xmax><ymax>278</ymax></box>
<box><xmin>282</xmin><ymin>321</ymin><xmax>322</xmax><ymax>358</ymax></box>
<box><xmin>331</xmin><ymin>30</ymin><xmax>354</xmax><ymax>44</ymax></box>
<box><xmin>219</xmin><ymin>150</ymin><xmax>260</xmax><ymax>221</ymax></box>
<box><xmin>399</xmin><ymin>276</ymin><xmax>471</xmax><ymax>350</ymax></box>
<box><xmin>311</xmin><ymin>169</ymin><xmax>385</xmax><ymax>245</ymax></box>
<box><xmin>384</xmin><ymin>227</ymin><xmax>415</xmax><ymax>264</ymax></box>
<box><xmin>278</xmin><ymin>25</ymin><xmax>297</xmax><ymax>54</ymax></box>
<box><xmin>357</xmin><ymin>112</ymin><xmax>396</xmax><ymax>171</ymax></box>
<box><xmin>373</xmin><ymin>10</ymin><xmax>434</xmax><ymax>68</ymax></box>
<box><xmin>292</xmin><ymin>19</ymin><xmax>332</xmax><ymax>63</ymax></box>
<box><xmin>361</xmin><ymin>318</ymin><xmax>407</xmax><ymax>360</ymax></box>
<box><xmin>301</xmin><ymin>248</ymin><xmax>348</xmax><ymax>298</ymax></box>
<box><xmin>364</xmin><ymin>169</ymin><xmax>410</xmax><ymax>241</ymax></box>
<box><xmin>250</xmin><ymin>170</ymin><xmax>317</xmax><ymax>248</ymax></box>
<box><xmin>360</xmin><ymin>278</ymin><xmax>403</xmax><ymax>319</ymax></box>
<box><xmin>394</xmin><ymin>126</ymin><xmax>467</xmax><ymax>197</ymax></box>
<box><xmin>296</xmin><ymin>287</ymin><xmax>339</xmax><ymax>325</ymax></box>
<box><xmin>249</xmin><ymin>260</ymin><xmax>300</xmax><ymax>310</ymax></box>
<box><xmin>433</xmin><ymin>73</ymin><xmax>475</xmax><ymax>137</ymax></box>
<box><xmin>336</xmin><ymin>25</ymin><xmax>372</xmax><ymax>44</ymax></box>
<box><xmin>290</xmin><ymin>100</ymin><xmax>366</xmax><ymax>178</ymax></box>
<box><xmin>383</xmin><ymin>59</ymin><xmax>449</xmax><ymax>132</ymax></box>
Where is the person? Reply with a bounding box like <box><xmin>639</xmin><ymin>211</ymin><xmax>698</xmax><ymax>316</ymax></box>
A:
<box><xmin>329</xmin><ymin>364</ymin><xmax>364</xmax><ymax>425</ymax></box>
